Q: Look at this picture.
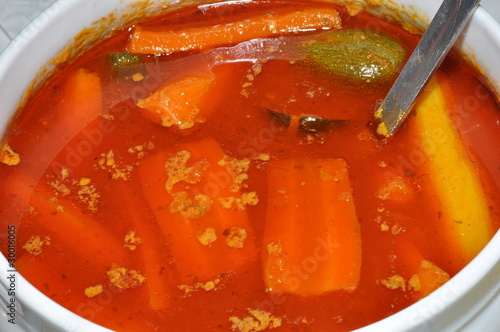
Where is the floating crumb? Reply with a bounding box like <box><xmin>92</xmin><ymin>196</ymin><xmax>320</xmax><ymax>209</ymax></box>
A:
<box><xmin>97</xmin><ymin>150</ymin><xmax>133</xmax><ymax>181</ymax></box>
<box><xmin>408</xmin><ymin>274</ymin><xmax>421</xmax><ymax>292</ymax></box>
<box><xmin>107</xmin><ymin>264</ymin><xmax>146</xmax><ymax>289</ymax></box>
<box><xmin>100</xmin><ymin>114</ymin><xmax>115</xmax><ymax>120</ymax></box>
<box><xmin>267</xmin><ymin>241</ymin><xmax>283</xmax><ymax>257</ymax></box>
<box><xmin>169</xmin><ymin>192</ymin><xmax>213</xmax><ymax>218</ymax></box>
<box><xmin>79</xmin><ymin>177</ymin><xmax>91</xmax><ymax>186</ymax></box>
<box><xmin>224</xmin><ymin>227</ymin><xmax>248</xmax><ymax>249</ymax></box>
<box><xmin>124</xmin><ymin>230</ymin><xmax>143</xmax><ymax>251</ymax></box>
<box><xmin>61</xmin><ymin>168</ymin><xmax>70</xmax><ymax>180</ymax></box>
<box><xmin>132</xmin><ymin>73</ymin><xmax>144</xmax><ymax>82</ymax></box>
<box><xmin>84</xmin><ymin>285</ymin><xmax>103</xmax><ymax>298</ymax></box>
<box><xmin>218</xmin><ymin>192</ymin><xmax>259</xmax><ymax>211</ymax></box>
<box><xmin>391</xmin><ymin>224</ymin><xmax>404</xmax><ymax>235</ymax></box>
<box><xmin>197</xmin><ymin>228</ymin><xmax>217</xmax><ymax>246</ymax></box>
<box><xmin>0</xmin><ymin>144</ymin><xmax>20</xmax><ymax>166</ymax></box>
<box><xmin>381</xmin><ymin>275</ymin><xmax>406</xmax><ymax>291</ymax></box>
<box><xmin>77</xmin><ymin>182</ymin><xmax>100</xmax><ymax>212</ymax></box>
<box><xmin>253</xmin><ymin>153</ymin><xmax>270</xmax><ymax>161</ymax></box>
<box><xmin>241</xmin><ymin>89</ymin><xmax>250</xmax><ymax>98</ymax></box>
<box><xmin>50</xmin><ymin>180</ymin><xmax>71</xmax><ymax>197</ymax></box>
<box><xmin>217</xmin><ymin>155</ymin><xmax>250</xmax><ymax>192</ymax></box>
<box><xmin>229</xmin><ymin>309</ymin><xmax>282</xmax><ymax>332</ymax></box>
<box><xmin>178</xmin><ymin>276</ymin><xmax>222</xmax><ymax>296</ymax></box>
<box><xmin>252</xmin><ymin>64</ymin><xmax>263</xmax><ymax>76</ymax></box>
<box><xmin>164</xmin><ymin>150</ymin><xmax>210</xmax><ymax>193</ymax></box>
<box><xmin>376</xmin><ymin>121</ymin><xmax>389</xmax><ymax>138</ymax></box>
<box><xmin>23</xmin><ymin>235</ymin><xmax>51</xmax><ymax>255</ymax></box>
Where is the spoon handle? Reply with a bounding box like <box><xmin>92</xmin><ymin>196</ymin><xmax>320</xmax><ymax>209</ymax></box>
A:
<box><xmin>375</xmin><ymin>0</ymin><xmax>481</xmax><ymax>137</ymax></box>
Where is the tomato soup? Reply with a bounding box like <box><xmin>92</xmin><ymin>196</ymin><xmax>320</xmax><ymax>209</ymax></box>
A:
<box><xmin>1</xmin><ymin>1</ymin><xmax>499</xmax><ymax>331</ymax></box>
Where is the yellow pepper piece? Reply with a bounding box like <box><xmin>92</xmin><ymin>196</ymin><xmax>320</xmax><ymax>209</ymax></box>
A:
<box><xmin>413</xmin><ymin>76</ymin><xmax>493</xmax><ymax>261</ymax></box>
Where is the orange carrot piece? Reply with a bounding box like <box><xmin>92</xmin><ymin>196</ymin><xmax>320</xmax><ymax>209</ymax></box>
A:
<box><xmin>113</xmin><ymin>181</ymin><xmax>172</xmax><ymax>311</ymax></box>
<box><xmin>263</xmin><ymin>157</ymin><xmax>362</xmax><ymax>296</ymax></box>
<box><xmin>137</xmin><ymin>76</ymin><xmax>214</xmax><ymax>129</ymax></box>
<box><xmin>138</xmin><ymin>137</ymin><xmax>256</xmax><ymax>284</ymax></box>
<box><xmin>4</xmin><ymin>173</ymin><xmax>127</xmax><ymax>270</ymax></box>
<box><xmin>20</xmin><ymin>68</ymin><xmax>103</xmax><ymax>169</ymax></box>
<box><xmin>392</xmin><ymin>240</ymin><xmax>450</xmax><ymax>298</ymax></box>
<box><xmin>410</xmin><ymin>260</ymin><xmax>450</xmax><ymax>297</ymax></box>
<box><xmin>127</xmin><ymin>8</ymin><xmax>342</xmax><ymax>55</ymax></box>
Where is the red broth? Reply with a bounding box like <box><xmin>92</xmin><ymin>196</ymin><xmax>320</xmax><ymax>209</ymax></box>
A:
<box><xmin>1</xmin><ymin>1</ymin><xmax>499</xmax><ymax>331</ymax></box>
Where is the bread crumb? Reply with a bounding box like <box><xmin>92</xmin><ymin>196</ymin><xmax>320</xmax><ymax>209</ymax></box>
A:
<box><xmin>84</xmin><ymin>285</ymin><xmax>103</xmax><ymax>298</ymax></box>
<box><xmin>132</xmin><ymin>73</ymin><xmax>144</xmax><ymax>82</ymax></box>
<box><xmin>61</xmin><ymin>168</ymin><xmax>70</xmax><ymax>180</ymax></box>
<box><xmin>164</xmin><ymin>150</ymin><xmax>210</xmax><ymax>193</ymax></box>
<box><xmin>23</xmin><ymin>235</ymin><xmax>51</xmax><ymax>255</ymax></box>
<box><xmin>229</xmin><ymin>309</ymin><xmax>282</xmax><ymax>332</ymax></box>
<box><xmin>77</xmin><ymin>182</ymin><xmax>100</xmax><ymax>212</ymax></box>
<box><xmin>169</xmin><ymin>192</ymin><xmax>213</xmax><ymax>219</ymax></box>
<box><xmin>124</xmin><ymin>230</ymin><xmax>143</xmax><ymax>251</ymax></box>
<box><xmin>178</xmin><ymin>276</ymin><xmax>222</xmax><ymax>296</ymax></box>
<box><xmin>0</xmin><ymin>144</ymin><xmax>20</xmax><ymax>166</ymax></box>
<box><xmin>252</xmin><ymin>64</ymin><xmax>263</xmax><ymax>76</ymax></box>
<box><xmin>50</xmin><ymin>180</ymin><xmax>71</xmax><ymax>197</ymax></box>
<box><xmin>380</xmin><ymin>221</ymin><xmax>389</xmax><ymax>232</ymax></box>
<box><xmin>97</xmin><ymin>150</ymin><xmax>133</xmax><ymax>181</ymax></box>
<box><xmin>224</xmin><ymin>227</ymin><xmax>248</xmax><ymax>249</ymax></box>
<box><xmin>381</xmin><ymin>275</ymin><xmax>406</xmax><ymax>291</ymax></box>
<box><xmin>79</xmin><ymin>177</ymin><xmax>91</xmax><ymax>186</ymax></box>
<box><xmin>267</xmin><ymin>241</ymin><xmax>283</xmax><ymax>257</ymax></box>
<box><xmin>107</xmin><ymin>264</ymin><xmax>146</xmax><ymax>289</ymax></box>
<box><xmin>408</xmin><ymin>274</ymin><xmax>421</xmax><ymax>292</ymax></box>
<box><xmin>391</xmin><ymin>224</ymin><xmax>404</xmax><ymax>235</ymax></box>
<box><xmin>253</xmin><ymin>153</ymin><xmax>270</xmax><ymax>161</ymax></box>
<box><xmin>197</xmin><ymin>228</ymin><xmax>217</xmax><ymax>246</ymax></box>
<box><xmin>217</xmin><ymin>155</ymin><xmax>250</xmax><ymax>192</ymax></box>
<box><xmin>217</xmin><ymin>192</ymin><xmax>259</xmax><ymax>211</ymax></box>
<box><xmin>100</xmin><ymin>114</ymin><xmax>115</xmax><ymax>120</ymax></box>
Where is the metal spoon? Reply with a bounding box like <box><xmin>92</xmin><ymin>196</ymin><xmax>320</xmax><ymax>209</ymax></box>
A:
<box><xmin>374</xmin><ymin>0</ymin><xmax>481</xmax><ymax>137</ymax></box>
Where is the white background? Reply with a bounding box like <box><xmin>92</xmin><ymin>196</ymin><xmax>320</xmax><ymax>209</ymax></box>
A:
<box><xmin>0</xmin><ymin>0</ymin><xmax>500</xmax><ymax>54</ymax></box>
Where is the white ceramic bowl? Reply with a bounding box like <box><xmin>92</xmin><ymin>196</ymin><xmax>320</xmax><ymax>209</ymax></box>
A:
<box><xmin>0</xmin><ymin>0</ymin><xmax>499</xmax><ymax>331</ymax></box>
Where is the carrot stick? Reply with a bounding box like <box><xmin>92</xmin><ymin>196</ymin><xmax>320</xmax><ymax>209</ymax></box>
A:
<box><xmin>24</xmin><ymin>68</ymin><xmax>103</xmax><ymax>168</ymax></box>
<box><xmin>263</xmin><ymin>157</ymin><xmax>362</xmax><ymax>296</ymax></box>
<box><xmin>392</xmin><ymin>240</ymin><xmax>450</xmax><ymax>298</ymax></box>
<box><xmin>138</xmin><ymin>137</ymin><xmax>256</xmax><ymax>284</ymax></box>
<box><xmin>137</xmin><ymin>75</ymin><xmax>214</xmax><ymax>129</ymax></box>
<box><xmin>4</xmin><ymin>173</ymin><xmax>127</xmax><ymax>270</ymax></box>
<box><xmin>127</xmin><ymin>8</ymin><xmax>342</xmax><ymax>55</ymax></box>
<box><xmin>113</xmin><ymin>181</ymin><xmax>172</xmax><ymax>311</ymax></box>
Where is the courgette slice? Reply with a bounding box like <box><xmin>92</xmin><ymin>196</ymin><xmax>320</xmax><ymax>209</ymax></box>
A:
<box><xmin>304</xmin><ymin>29</ymin><xmax>405</xmax><ymax>85</ymax></box>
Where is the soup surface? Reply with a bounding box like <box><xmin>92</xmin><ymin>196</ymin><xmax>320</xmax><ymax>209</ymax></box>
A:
<box><xmin>1</xmin><ymin>1</ymin><xmax>499</xmax><ymax>331</ymax></box>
